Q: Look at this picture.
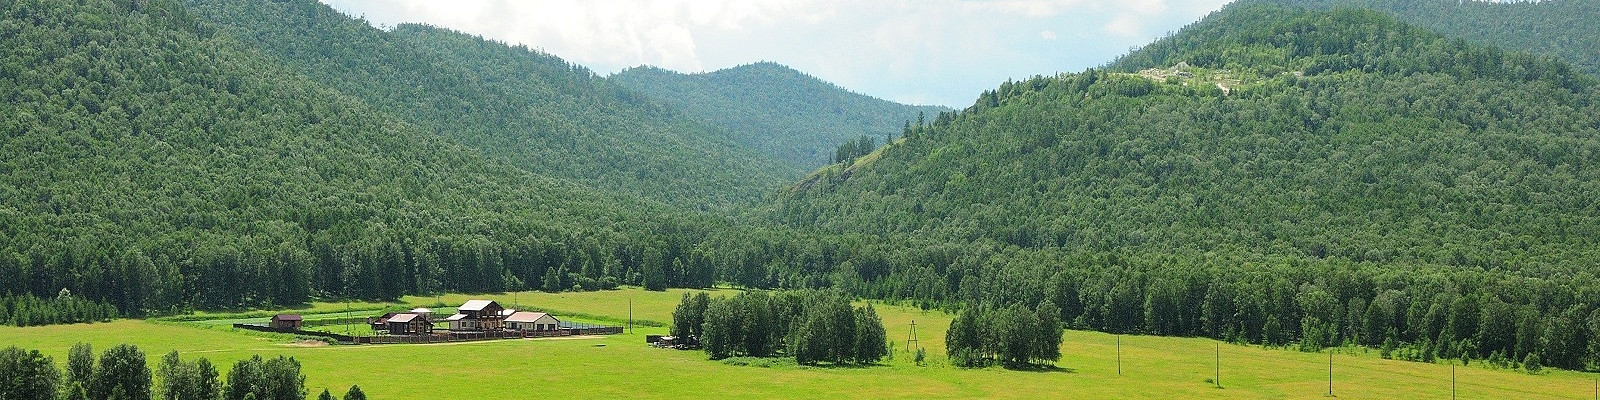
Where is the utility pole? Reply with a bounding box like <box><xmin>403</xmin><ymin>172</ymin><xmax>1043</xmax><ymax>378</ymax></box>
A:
<box><xmin>1451</xmin><ymin>363</ymin><xmax>1456</xmax><ymax>400</ymax></box>
<box><xmin>628</xmin><ymin>298</ymin><xmax>634</xmax><ymax>334</ymax></box>
<box><xmin>1326</xmin><ymin>350</ymin><xmax>1334</xmax><ymax>397</ymax></box>
<box><xmin>907</xmin><ymin>320</ymin><xmax>920</xmax><ymax>352</ymax></box>
<box><xmin>1215</xmin><ymin>342</ymin><xmax>1221</xmax><ymax>389</ymax></box>
<box><xmin>1116</xmin><ymin>335</ymin><xmax>1122</xmax><ymax>376</ymax></box>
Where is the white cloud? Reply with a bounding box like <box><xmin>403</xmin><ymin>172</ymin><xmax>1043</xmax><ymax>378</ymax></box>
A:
<box><xmin>1104</xmin><ymin>14</ymin><xmax>1144</xmax><ymax>38</ymax></box>
<box><xmin>319</xmin><ymin>0</ymin><xmax>1236</xmax><ymax>107</ymax></box>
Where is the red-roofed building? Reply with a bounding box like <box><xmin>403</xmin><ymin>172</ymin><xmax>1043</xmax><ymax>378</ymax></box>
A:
<box><xmin>269</xmin><ymin>314</ymin><xmax>302</xmax><ymax>329</ymax></box>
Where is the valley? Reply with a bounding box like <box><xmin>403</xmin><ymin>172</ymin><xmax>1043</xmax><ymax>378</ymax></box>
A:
<box><xmin>3</xmin><ymin>0</ymin><xmax>1600</xmax><ymax>398</ymax></box>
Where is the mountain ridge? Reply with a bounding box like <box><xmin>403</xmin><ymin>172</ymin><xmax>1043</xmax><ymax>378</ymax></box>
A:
<box><xmin>611</xmin><ymin>61</ymin><xmax>949</xmax><ymax>168</ymax></box>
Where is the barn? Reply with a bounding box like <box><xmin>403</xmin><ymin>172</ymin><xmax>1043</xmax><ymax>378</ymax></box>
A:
<box><xmin>269</xmin><ymin>314</ymin><xmax>302</xmax><ymax>329</ymax></box>
<box><xmin>505</xmin><ymin>311</ymin><xmax>561</xmax><ymax>332</ymax></box>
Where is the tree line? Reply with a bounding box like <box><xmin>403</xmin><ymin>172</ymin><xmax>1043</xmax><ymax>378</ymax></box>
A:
<box><xmin>672</xmin><ymin>290</ymin><xmax>887</xmax><ymax>366</ymax></box>
<box><xmin>0</xmin><ymin>342</ymin><xmax>366</xmax><ymax>400</ymax></box>
<box><xmin>946</xmin><ymin>301</ymin><xmax>1064</xmax><ymax>368</ymax></box>
<box><xmin>0</xmin><ymin>292</ymin><xmax>118</xmax><ymax>327</ymax></box>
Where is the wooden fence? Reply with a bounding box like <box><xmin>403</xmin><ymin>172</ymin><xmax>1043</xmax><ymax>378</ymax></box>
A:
<box><xmin>352</xmin><ymin>326</ymin><xmax>623</xmax><ymax>345</ymax></box>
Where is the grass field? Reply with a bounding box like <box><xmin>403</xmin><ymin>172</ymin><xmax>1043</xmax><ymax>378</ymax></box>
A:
<box><xmin>5</xmin><ymin>287</ymin><xmax>1595</xmax><ymax>399</ymax></box>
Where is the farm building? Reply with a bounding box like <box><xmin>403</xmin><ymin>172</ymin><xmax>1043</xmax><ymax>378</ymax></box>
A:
<box><xmin>384</xmin><ymin>313</ymin><xmax>434</xmax><ymax>335</ymax></box>
<box><xmin>369</xmin><ymin>312</ymin><xmax>400</xmax><ymax>331</ymax></box>
<box><xmin>269</xmin><ymin>314</ymin><xmax>302</xmax><ymax>329</ymax></box>
<box><xmin>505</xmin><ymin>311</ymin><xmax>560</xmax><ymax>332</ymax></box>
<box><xmin>445</xmin><ymin>299</ymin><xmax>506</xmax><ymax>331</ymax></box>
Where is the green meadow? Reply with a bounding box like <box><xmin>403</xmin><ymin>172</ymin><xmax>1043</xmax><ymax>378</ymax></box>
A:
<box><xmin>4</xmin><ymin>287</ymin><xmax>1594</xmax><ymax>399</ymax></box>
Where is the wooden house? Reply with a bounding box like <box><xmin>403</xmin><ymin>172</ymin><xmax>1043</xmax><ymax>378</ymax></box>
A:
<box><xmin>269</xmin><ymin>314</ymin><xmax>303</xmax><ymax>329</ymax></box>
<box><xmin>384</xmin><ymin>313</ymin><xmax>433</xmax><ymax>335</ymax></box>
<box><xmin>505</xmin><ymin>311</ymin><xmax>560</xmax><ymax>332</ymax></box>
<box><xmin>445</xmin><ymin>300</ymin><xmax>506</xmax><ymax>331</ymax></box>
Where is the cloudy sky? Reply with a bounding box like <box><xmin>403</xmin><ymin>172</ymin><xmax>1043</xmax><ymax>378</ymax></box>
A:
<box><xmin>318</xmin><ymin>0</ymin><xmax>1235</xmax><ymax>108</ymax></box>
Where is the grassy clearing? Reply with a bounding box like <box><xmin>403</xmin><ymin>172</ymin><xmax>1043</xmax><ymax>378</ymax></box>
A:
<box><xmin>4</xmin><ymin>288</ymin><xmax>1595</xmax><ymax>399</ymax></box>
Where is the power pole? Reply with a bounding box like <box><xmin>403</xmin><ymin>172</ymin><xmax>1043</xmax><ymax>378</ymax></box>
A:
<box><xmin>907</xmin><ymin>320</ymin><xmax>919</xmax><ymax>352</ymax></box>
<box><xmin>1326</xmin><ymin>350</ymin><xmax>1334</xmax><ymax>397</ymax></box>
<box><xmin>1451</xmin><ymin>363</ymin><xmax>1456</xmax><ymax>400</ymax></box>
<box><xmin>1116</xmin><ymin>335</ymin><xmax>1122</xmax><ymax>376</ymax></box>
<box><xmin>1215</xmin><ymin>342</ymin><xmax>1222</xmax><ymax>389</ymax></box>
<box><xmin>628</xmin><ymin>298</ymin><xmax>634</xmax><ymax>334</ymax></box>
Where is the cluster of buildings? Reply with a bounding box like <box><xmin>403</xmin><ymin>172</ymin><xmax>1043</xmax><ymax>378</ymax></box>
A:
<box><xmin>364</xmin><ymin>299</ymin><xmax>563</xmax><ymax>336</ymax></box>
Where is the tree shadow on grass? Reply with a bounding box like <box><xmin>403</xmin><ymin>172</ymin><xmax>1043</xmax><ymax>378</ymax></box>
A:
<box><xmin>1001</xmin><ymin>363</ymin><xmax>1075</xmax><ymax>373</ymax></box>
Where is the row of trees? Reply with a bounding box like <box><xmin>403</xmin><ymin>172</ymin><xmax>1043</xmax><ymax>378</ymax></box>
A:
<box><xmin>0</xmin><ymin>342</ymin><xmax>363</xmax><ymax>400</ymax></box>
<box><xmin>832</xmin><ymin>135</ymin><xmax>880</xmax><ymax>165</ymax></box>
<box><xmin>946</xmin><ymin>302</ymin><xmax>1064</xmax><ymax>368</ymax></box>
<box><xmin>672</xmin><ymin>290</ymin><xmax>888</xmax><ymax>365</ymax></box>
<box><xmin>0</xmin><ymin>292</ymin><xmax>117</xmax><ymax>327</ymax></box>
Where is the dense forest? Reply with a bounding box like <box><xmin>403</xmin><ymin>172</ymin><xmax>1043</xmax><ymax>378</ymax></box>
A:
<box><xmin>610</xmin><ymin>63</ymin><xmax>947</xmax><ymax>168</ymax></box>
<box><xmin>179</xmin><ymin>0</ymin><xmax>799</xmax><ymax>210</ymax></box>
<box><xmin>0</xmin><ymin>0</ymin><xmax>733</xmax><ymax>313</ymax></box>
<box><xmin>1248</xmin><ymin>0</ymin><xmax>1600</xmax><ymax>76</ymax></box>
<box><xmin>763</xmin><ymin>5</ymin><xmax>1600</xmax><ymax>370</ymax></box>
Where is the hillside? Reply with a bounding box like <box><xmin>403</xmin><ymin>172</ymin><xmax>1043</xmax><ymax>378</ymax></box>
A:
<box><xmin>760</xmin><ymin>5</ymin><xmax>1600</xmax><ymax>369</ymax></box>
<box><xmin>0</xmin><ymin>0</ymin><xmax>713</xmax><ymax>312</ymax></box>
<box><xmin>180</xmin><ymin>0</ymin><xmax>799</xmax><ymax>209</ymax></box>
<box><xmin>610</xmin><ymin>62</ymin><xmax>949</xmax><ymax>168</ymax></box>
<box><xmin>1245</xmin><ymin>0</ymin><xmax>1600</xmax><ymax>76</ymax></box>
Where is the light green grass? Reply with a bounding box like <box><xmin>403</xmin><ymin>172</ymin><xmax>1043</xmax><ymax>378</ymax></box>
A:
<box><xmin>5</xmin><ymin>289</ymin><xmax>1595</xmax><ymax>399</ymax></box>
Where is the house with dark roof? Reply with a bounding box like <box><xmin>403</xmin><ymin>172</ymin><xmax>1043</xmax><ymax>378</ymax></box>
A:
<box><xmin>445</xmin><ymin>300</ymin><xmax>506</xmax><ymax>331</ymax></box>
<box><xmin>384</xmin><ymin>313</ymin><xmax>434</xmax><ymax>335</ymax></box>
<box><xmin>269</xmin><ymin>314</ymin><xmax>303</xmax><ymax>329</ymax></box>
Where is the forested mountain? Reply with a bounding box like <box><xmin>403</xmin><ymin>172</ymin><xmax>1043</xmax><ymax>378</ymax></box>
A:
<box><xmin>757</xmin><ymin>5</ymin><xmax>1600</xmax><ymax>369</ymax></box>
<box><xmin>610</xmin><ymin>62</ymin><xmax>949</xmax><ymax>168</ymax></box>
<box><xmin>0</xmin><ymin>0</ymin><xmax>719</xmax><ymax>313</ymax></box>
<box><xmin>179</xmin><ymin>0</ymin><xmax>799</xmax><ymax>209</ymax></box>
<box><xmin>1246</xmin><ymin>0</ymin><xmax>1600</xmax><ymax>76</ymax></box>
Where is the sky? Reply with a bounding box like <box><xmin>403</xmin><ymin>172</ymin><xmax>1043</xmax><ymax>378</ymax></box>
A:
<box><xmin>318</xmin><ymin>0</ymin><xmax>1236</xmax><ymax>108</ymax></box>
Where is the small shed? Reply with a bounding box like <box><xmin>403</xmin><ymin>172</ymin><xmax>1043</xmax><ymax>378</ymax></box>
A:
<box><xmin>385</xmin><ymin>313</ymin><xmax>433</xmax><ymax>335</ymax></box>
<box><xmin>505</xmin><ymin>311</ymin><xmax>560</xmax><ymax>332</ymax></box>
<box><xmin>269</xmin><ymin>314</ymin><xmax>303</xmax><ymax>329</ymax></box>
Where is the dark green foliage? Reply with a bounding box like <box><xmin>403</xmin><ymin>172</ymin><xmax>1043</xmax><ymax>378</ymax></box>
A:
<box><xmin>181</xmin><ymin>0</ymin><xmax>797</xmax><ymax>210</ymax></box>
<box><xmin>1247</xmin><ymin>0</ymin><xmax>1600</xmax><ymax>76</ymax></box>
<box><xmin>224</xmin><ymin>355</ymin><xmax>304</xmax><ymax>400</ymax></box>
<box><xmin>92</xmin><ymin>344</ymin><xmax>150</xmax><ymax>400</ymax></box>
<box><xmin>833</xmin><ymin>136</ymin><xmax>879</xmax><ymax>165</ymax></box>
<box><xmin>686</xmin><ymin>290</ymin><xmax>885</xmax><ymax>365</ymax></box>
<box><xmin>0</xmin><ymin>346</ymin><xmax>59</xmax><ymax>400</ymax></box>
<box><xmin>670</xmin><ymin>292</ymin><xmax>710</xmax><ymax>338</ymax></box>
<box><xmin>945</xmin><ymin>303</ymin><xmax>1063</xmax><ymax>368</ymax></box>
<box><xmin>61</xmin><ymin>382</ymin><xmax>89</xmax><ymax>400</ymax></box>
<box><xmin>65</xmin><ymin>343</ymin><xmax>93</xmax><ymax>392</ymax></box>
<box><xmin>341</xmin><ymin>385</ymin><xmax>364</xmax><ymax>400</ymax></box>
<box><xmin>316</xmin><ymin>389</ymin><xmax>334</xmax><ymax>400</ymax></box>
<box><xmin>611</xmin><ymin>63</ymin><xmax>947</xmax><ymax>168</ymax></box>
<box><xmin>0</xmin><ymin>294</ymin><xmax>117</xmax><ymax>327</ymax></box>
<box><xmin>767</xmin><ymin>4</ymin><xmax>1600</xmax><ymax>372</ymax></box>
<box><xmin>854</xmin><ymin>304</ymin><xmax>889</xmax><ymax>364</ymax></box>
<box><xmin>0</xmin><ymin>0</ymin><xmax>726</xmax><ymax>316</ymax></box>
<box><xmin>158</xmin><ymin>351</ymin><xmax>221</xmax><ymax>400</ymax></box>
